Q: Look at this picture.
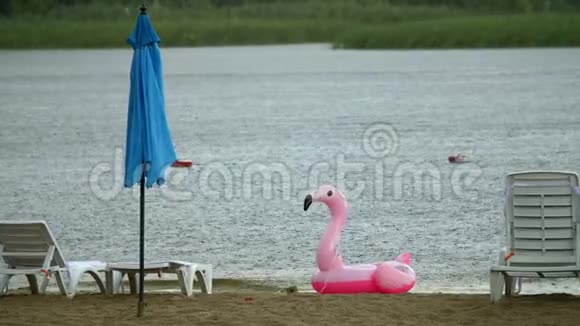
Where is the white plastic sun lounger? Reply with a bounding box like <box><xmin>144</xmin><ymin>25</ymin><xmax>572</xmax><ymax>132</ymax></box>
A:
<box><xmin>0</xmin><ymin>221</ymin><xmax>107</xmax><ymax>298</ymax></box>
<box><xmin>490</xmin><ymin>171</ymin><xmax>580</xmax><ymax>303</ymax></box>
<box><xmin>105</xmin><ymin>261</ymin><xmax>213</xmax><ymax>296</ymax></box>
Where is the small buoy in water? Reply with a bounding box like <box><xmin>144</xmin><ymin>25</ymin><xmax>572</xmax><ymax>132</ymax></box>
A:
<box><xmin>172</xmin><ymin>160</ymin><xmax>193</xmax><ymax>168</ymax></box>
<box><xmin>448</xmin><ymin>154</ymin><xmax>467</xmax><ymax>164</ymax></box>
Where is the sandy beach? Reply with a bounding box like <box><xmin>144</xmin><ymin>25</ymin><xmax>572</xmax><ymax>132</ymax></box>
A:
<box><xmin>1</xmin><ymin>290</ymin><xmax>580</xmax><ymax>326</ymax></box>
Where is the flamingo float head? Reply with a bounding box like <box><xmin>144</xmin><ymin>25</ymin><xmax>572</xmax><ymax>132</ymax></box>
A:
<box><xmin>304</xmin><ymin>185</ymin><xmax>347</xmax><ymax>215</ymax></box>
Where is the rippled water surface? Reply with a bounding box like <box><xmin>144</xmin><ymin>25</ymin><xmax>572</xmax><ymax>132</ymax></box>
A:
<box><xmin>1</xmin><ymin>45</ymin><xmax>580</xmax><ymax>292</ymax></box>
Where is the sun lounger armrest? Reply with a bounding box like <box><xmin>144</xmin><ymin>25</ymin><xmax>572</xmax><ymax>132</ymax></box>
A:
<box><xmin>168</xmin><ymin>260</ymin><xmax>192</xmax><ymax>267</ymax></box>
<box><xmin>0</xmin><ymin>266</ymin><xmax>64</xmax><ymax>275</ymax></box>
<box><xmin>66</xmin><ymin>261</ymin><xmax>107</xmax><ymax>272</ymax></box>
<box><xmin>491</xmin><ymin>266</ymin><xmax>580</xmax><ymax>273</ymax></box>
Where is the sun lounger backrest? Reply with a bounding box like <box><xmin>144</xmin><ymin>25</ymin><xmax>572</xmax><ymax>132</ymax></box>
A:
<box><xmin>0</xmin><ymin>221</ymin><xmax>66</xmax><ymax>268</ymax></box>
<box><xmin>504</xmin><ymin>171</ymin><xmax>580</xmax><ymax>268</ymax></box>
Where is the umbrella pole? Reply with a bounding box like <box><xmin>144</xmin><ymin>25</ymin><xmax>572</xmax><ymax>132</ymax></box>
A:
<box><xmin>138</xmin><ymin>170</ymin><xmax>145</xmax><ymax>317</ymax></box>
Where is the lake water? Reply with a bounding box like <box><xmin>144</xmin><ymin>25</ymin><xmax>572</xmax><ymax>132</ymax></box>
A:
<box><xmin>1</xmin><ymin>44</ymin><xmax>580</xmax><ymax>293</ymax></box>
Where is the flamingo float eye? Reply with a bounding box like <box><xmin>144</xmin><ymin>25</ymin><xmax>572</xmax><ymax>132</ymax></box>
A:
<box><xmin>327</xmin><ymin>190</ymin><xmax>333</xmax><ymax>197</ymax></box>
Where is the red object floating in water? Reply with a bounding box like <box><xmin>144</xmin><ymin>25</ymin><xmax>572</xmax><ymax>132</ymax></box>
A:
<box><xmin>172</xmin><ymin>160</ymin><xmax>193</xmax><ymax>168</ymax></box>
<box><xmin>244</xmin><ymin>297</ymin><xmax>253</xmax><ymax>302</ymax></box>
<box><xmin>448</xmin><ymin>154</ymin><xmax>466</xmax><ymax>164</ymax></box>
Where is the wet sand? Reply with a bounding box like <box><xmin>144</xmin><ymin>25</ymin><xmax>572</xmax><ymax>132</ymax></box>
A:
<box><xmin>1</xmin><ymin>291</ymin><xmax>579</xmax><ymax>326</ymax></box>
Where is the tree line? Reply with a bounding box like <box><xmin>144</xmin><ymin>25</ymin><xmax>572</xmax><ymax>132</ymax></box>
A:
<box><xmin>2</xmin><ymin>0</ymin><xmax>579</xmax><ymax>17</ymax></box>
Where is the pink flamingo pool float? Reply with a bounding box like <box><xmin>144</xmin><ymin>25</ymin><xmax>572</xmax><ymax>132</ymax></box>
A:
<box><xmin>304</xmin><ymin>185</ymin><xmax>416</xmax><ymax>294</ymax></box>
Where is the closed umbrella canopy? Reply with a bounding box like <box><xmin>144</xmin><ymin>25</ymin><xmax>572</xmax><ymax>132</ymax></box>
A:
<box><xmin>125</xmin><ymin>9</ymin><xmax>176</xmax><ymax>188</ymax></box>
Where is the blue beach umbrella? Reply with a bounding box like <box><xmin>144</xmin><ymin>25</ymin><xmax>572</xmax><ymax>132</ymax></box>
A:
<box><xmin>124</xmin><ymin>5</ymin><xmax>176</xmax><ymax>317</ymax></box>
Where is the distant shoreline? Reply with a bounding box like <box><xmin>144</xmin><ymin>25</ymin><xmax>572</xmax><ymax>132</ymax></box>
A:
<box><xmin>2</xmin><ymin>13</ymin><xmax>580</xmax><ymax>50</ymax></box>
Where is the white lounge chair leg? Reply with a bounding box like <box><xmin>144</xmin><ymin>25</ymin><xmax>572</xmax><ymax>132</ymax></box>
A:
<box><xmin>106</xmin><ymin>270</ymin><xmax>124</xmax><ymax>295</ymax></box>
<box><xmin>54</xmin><ymin>271</ymin><xmax>67</xmax><ymax>296</ymax></box>
<box><xmin>197</xmin><ymin>265</ymin><xmax>212</xmax><ymax>294</ymax></box>
<box><xmin>64</xmin><ymin>267</ymin><xmax>106</xmax><ymax>298</ymax></box>
<box><xmin>187</xmin><ymin>267</ymin><xmax>195</xmax><ymax>296</ymax></box>
<box><xmin>177</xmin><ymin>266</ymin><xmax>194</xmax><ymax>297</ymax></box>
<box><xmin>0</xmin><ymin>274</ymin><xmax>12</xmax><ymax>294</ymax></box>
<box><xmin>115</xmin><ymin>271</ymin><xmax>125</xmax><ymax>294</ymax></box>
<box><xmin>128</xmin><ymin>273</ymin><xmax>140</xmax><ymax>295</ymax></box>
<box><xmin>66</xmin><ymin>268</ymin><xmax>82</xmax><ymax>298</ymax></box>
<box><xmin>206</xmin><ymin>266</ymin><xmax>213</xmax><ymax>294</ymax></box>
<box><xmin>26</xmin><ymin>274</ymin><xmax>39</xmax><ymax>294</ymax></box>
<box><xmin>490</xmin><ymin>271</ymin><xmax>504</xmax><ymax>303</ymax></box>
<box><xmin>514</xmin><ymin>277</ymin><xmax>522</xmax><ymax>294</ymax></box>
<box><xmin>40</xmin><ymin>274</ymin><xmax>50</xmax><ymax>294</ymax></box>
<box><xmin>105</xmin><ymin>270</ymin><xmax>113</xmax><ymax>295</ymax></box>
<box><xmin>505</xmin><ymin>276</ymin><xmax>513</xmax><ymax>297</ymax></box>
<box><xmin>176</xmin><ymin>269</ymin><xmax>186</xmax><ymax>296</ymax></box>
<box><xmin>87</xmin><ymin>270</ymin><xmax>106</xmax><ymax>294</ymax></box>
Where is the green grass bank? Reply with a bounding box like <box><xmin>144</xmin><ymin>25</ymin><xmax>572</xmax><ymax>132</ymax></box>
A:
<box><xmin>1</xmin><ymin>1</ymin><xmax>579</xmax><ymax>49</ymax></box>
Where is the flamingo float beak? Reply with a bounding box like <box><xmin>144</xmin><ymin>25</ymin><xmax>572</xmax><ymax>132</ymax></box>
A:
<box><xmin>304</xmin><ymin>194</ymin><xmax>313</xmax><ymax>211</ymax></box>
